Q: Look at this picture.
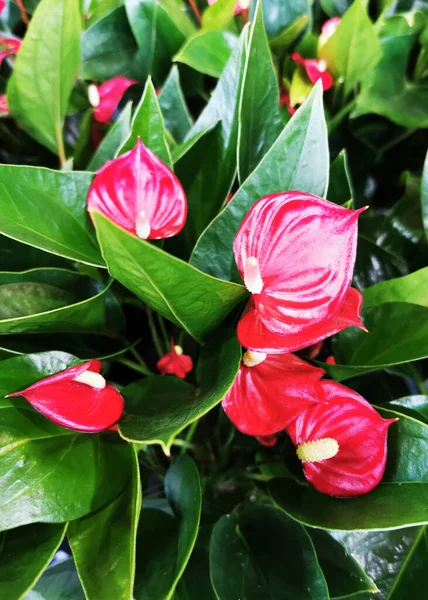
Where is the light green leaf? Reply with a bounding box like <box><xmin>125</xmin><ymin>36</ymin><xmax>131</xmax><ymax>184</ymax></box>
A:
<box><xmin>363</xmin><ymin>267</ymin><xmax>428</xmax><ymax>309</ymax></box>
<box><xmin>201</xmin><ymin>0</ymin><xmax>237</xmax><ymax>32</ymax></box>
<box><xmin>422</xmin><ymin>151</ymin><xmax>428</xmax><ymax>242</ymax></box>
<box><xmin>174</xmin><ymin>30</ymin><xmax>237</xmax><ymax>78</ymax></box>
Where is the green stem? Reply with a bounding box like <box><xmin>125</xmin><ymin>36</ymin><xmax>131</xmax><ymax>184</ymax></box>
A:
<box><xmin>180</xmin><ymin>420</ymin><xmax>198</xmax><ymax>455</ymax></box>
<box><xmin>328</xmin><ymin>99</ymin><xmax>356</xmax><ymax>134</ymax></box>
<box><xmin>156</xmin><ymin>313</ymin><xmax>170</xmax><ymax>349</ymax></box>
<box><xmin>146</xmin><ymin>307</ymin><xmax>164</xmax><ymax>357</ymax></box>
<box><xmin>117</xmin><ymin>358</ymin><xmax>151</xmax><ymax>376</ymax></box>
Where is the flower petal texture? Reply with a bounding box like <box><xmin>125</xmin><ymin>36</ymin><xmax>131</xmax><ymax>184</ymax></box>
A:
<box><xmin>287</xmin><ymin>381</ymin><xmax>396</xmax><ymax>497</ymax></box>
<box><xmin>222</xmin><ymin>352</ymin><xmax>325</xmax><ymax>436</ymax></box>
<box><xmin>0</xmin><ymin>35</ymin><xmax>21</xmax><ymax>67</ymax></box>
<box><xmin>87</xmin><ymin>138</ymin><xmax>187</xmax><ymax>239</ymax></box>
<box><xmin>8</xmin><ymin>360</ymin><xmax>124</xmax><ymax>432</ymax></box>
<box><xmin>234</xmin><ymin>192</ymin><xmax>364</xmax><ymax>353</ymax></box>
<box><xmin>291</xmin><ymin>53</ymin><xmax>334</xmax><ymax>91</ymax></box>
<box><xmin>92</xmin><ymin>76</ymin><xmax>137</xmax><ymax>123</ymax></box>
<box><xmin>157</xmin><ymin>341</ymin><xmax>193</xmax><ymax>379</ymax></box>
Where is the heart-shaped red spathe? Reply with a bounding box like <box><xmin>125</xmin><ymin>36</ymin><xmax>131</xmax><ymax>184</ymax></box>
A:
<box><xmin>92</xmin><ymin>76</ymin><xmax>137</xmax><ymax>123</ymax></box>
<box><xmin>287</xmin><ymin>381</ymin><xmax>396</xmax><ymax>497</ymax></box>
<box><xmin>87</xmin><ymin>138</ymin><xmax>187</xmax><ymax>240</ymax></box>
<box><xmin>291</xmin><ymin>53</ymin><xmax>334</xmax><ymax>91</ymax></box>
<box><xmin>8</xmin><ymin>360</ymin><xmax>124</xmax><ymax>433</ymax></box>
<box><xmin>234</xmin><ymin>192</ymin><xmax>365</xmax><ymax>353</ymax></box>
<box><xmin>222</xmin><ymin>352</ymin><xmax>325</xmax><ymax>436</ymax></box>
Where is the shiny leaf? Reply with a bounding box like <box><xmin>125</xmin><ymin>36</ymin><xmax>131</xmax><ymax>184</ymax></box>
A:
<box><xmin>88</xmin><ymin>102</ymin><xmax>132</xmax><ymax>171</ymax></box>
<box><xmin>174</xmin><ymin>30</ymin><xmax>237</xmax><ymax>78</ymax></box>
<box><xmin>158</xmin><ymin>66</ymin><xmax>192</xmax><ymax>144</ymax></box>
<box><xmin>23</xmin><ymin>559</ymin><xmax>85</xmax><ymax>600</ymax></box>
<box><xmin>260</xmin><ymin>0</ymin><xmax>310</xmax><ymax>40</ymax></box>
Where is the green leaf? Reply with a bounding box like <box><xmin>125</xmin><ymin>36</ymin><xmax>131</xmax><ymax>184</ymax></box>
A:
<box><xmin>289</xmin><ymin>65</ymin><xmax>313</xmax><ymax>108</ymax></box>
<box><xmin>363</xmin><ymin>267</ymin><xmax>428</xmax><ymax>309</ymax></box>
<box><xmin>0</xmin><ymin>165</ymin><xmax>103</xmax><ymax>267</ymax></box>
<box><xmin>201</xmin><ymin>0</ymin><xmax>237</xmax><ymax>32</ymax></box>
<box><xmin>321</xmin><ymin>0</ymin><xmax>353</xmax><ymax>16</ymax></box>
<box><xmin>119</xmin><ymin>77</ymin><xmax>172</xmax><ymax>167</ymax></box>
<box><xmin>0</xmin><ymin>269</ymin><xmax>124</xmax><ymax>335</ymax></box>
<box><xmin>191</xmin><ymin>82</ymin><xmax>329</xmax><ymax>282</ymax></box>
<box><xmin>68</xmin><ymin>446</ymin><xmax>141</xmax><ymax>600</ymax></box>
<box><xmin>92</xmin><ymin>212</ymin><xmax>247</xmax><ymax>341</ymax></box>
<box><xmin>210</xmin><ymin>505</ymin><xmax>329</xmax><ymax>599</ymax></box>
<box><xmin>7</xmin><ymin>0</ymin><xmax>81</xmax><ymax>157</ymax></box>
<box><xmin>308</xmin><ymin>529</ymin><xmax>378</xmax><ymax>598</ymax></box>
<box><xmin>260</xmin><ymin>0</ymin><xmax>310</xmax><ymax>40</ymax></box>
<box><xmin>134</xmin><ymin>455</ymin><xmax>201</xmax><ymax>600</ymax></box>
<box><xmin>320</xmin><ymin>0</ymin><xmax>381</xmax><ymax>97</ymax></box>
<box><xmin>328</xmin><ymin>150</ymin><xmax>353</xmax><ymax>206</ymax></box>
<box><xmin>118</xmin><ymin>330</ymin><xmax>241</xmax><ymax>450</ymax></box>
<box><xmin>237</xmin><ymin>0</ymin><xmax>283</xmax><ymax>183</ymax></box>
<box><xmin>23</xmin><ymin>559</ymin><xmax>85</xmax><ymax>600</ymax></box>
<box><xmin>174</xmin><ymin>30</ymin><xmax>237</xmax><ymax>78</ymax></box>
<box><xmin>387</xmin><ymin>395</ymin><xmax>428</xmax><ymax>425</ymax></box>
<box><xmin>88</xmin><ymin>102</ymin><xmax>132</xmax><ymax>171</ymax></box>
<box><xmin>158</xmin><ymin>66</ymin><xmax>192</xmax><ymax>144</ymax></box>
<box><xmin>423</xmin><ymin>151</ymin><xmax>428</xmax><ymax>242</ymax></box>
<box><xmin>0</xmin><ymin>351</ymin><xmax>133</xmax><ymax>531</ymax></box>
<box><xmin>353</xmin><ymin>12</ymin><xmax>428</xmax><ymax>128</ymax></box>
<box><xmin>86</xmin><ymin>0</ymin><xmax>123</xmax><ymax>27</ymax></box>
<box><xmin>353</xmin><ymin>235</ymin><xmax>408</xmax><ymax>291</ymax></box>
<box><xmin>269</xmin><ymin>14</ymin><xmax>310</xmax><ymax>52</ymax></box>
<box><xmin>0</xmin><ymin>523</ymin><xmax>67</xmax><ymax>600</ymax></box>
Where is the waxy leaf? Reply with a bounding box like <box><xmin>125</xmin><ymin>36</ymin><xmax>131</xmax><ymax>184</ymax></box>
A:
<box><xmin>363</xmin><ymin>267</ymin><xmax>428</xmax><ymax>309</ymax></box>
<box><xmin>68</xmin><ymin>446</ymin><xmax>141</xmax><ymax>600</ymax></box>
<box><xmin>0</xmin><ymin>165</ymin><xmax>102</xmax><ymax>267</ymax></box>
<box><xmin>88</xmin><ymin>102</ymin><xmax>132</xmax><ymax>171</ymax></box>
<box><xmin>387</xmin><ymin>395</ymin><xmax>428</xmax><ymax>425</ymax></box>
<box><xmin>174</xmin><ymin>30</ymin><xmax>237</xmax><ymax>78</ymax></box>
<box><xmin>423</xmin><ymin>151</ymin><xmax>428</xmax><ymax>242</ymax></box>
<box><xmin>0</xmin><ymin>269</ymin><xmax>124</xmax><ymax>335</ymax></box>
<box><xmin>118</xmin><ymin>330</ymin><xmax>241</xmax><ymax>450</ymax></box>
<box><xmin>210</xmin><ymin>505</ymin><xmax>329</xmax><ymax>600</ymax></box>
<box><xmin>0</xmin><ymin>523</ymin><xmax>67</xmax><ymax>600</ymax></box>
<box><xmin>0</xmin><ymin>352</ymin><xmax>133</xmax><ymax>531</ymax></box>
<box><xmin>8</xmin><ymin>0</ymin><xmax>81</xmax><ymax>156</ymax></box>
<box><xmin>158</xmin><ymin>66</ymin><xmax>192</xmax><ymax>144</ymax></box>
<box><xmin>23</xmin><ymin>559</ymin><xmax>85</xmax><ymax>600</ymax></box>
<box><xmin>260</xmin><ymin>0</ymin><xmax>311</xmax><ymax>40</ymax></box>
<box><xmin>93</xmin><ymin>213</ymin><xmax>247</xmax><ymax>341</ymax></box>
<box><xmin>134</xmin><ymin>456</ymin><xmax>201</xmax><ymax>600</ymax></box>
<box><xmin>191</xmin><ymin>83</ymin><xmax>329</xmax><ymax>282</ymax></box>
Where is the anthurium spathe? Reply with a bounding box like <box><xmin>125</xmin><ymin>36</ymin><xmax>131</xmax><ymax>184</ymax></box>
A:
<box><xmin>157</xmin><ymin>340</ymin><xmax>193</xmax><ymax>379</ymax></box>
<box><xmin>0</xmin><ymin>35</ymin><xmax>21</xmax><ymax>66</ymax></box>
<box><xmin>207</xmin><ymin>0</ymin><xmax>250</xmax><ymax>16</ymax></box>
<box><xmin>288</xmin><ymin>381</ymin><xmax>396</xmax><ymax>497</ymax></box>
<box><xmin>88</xmin><ymin>76</ymin><xmax>137</xmax><ymax>123</ymax></box>
<box><xmin>0</xmin><ymin>94</ymin><xmax>8</xmax><ymax>116</ymax></box>
<box><xmin>291</xmin><ymin>53</ymin><xmax>334</xmax><ymax>91</ymax></box>
<box><xmin>234</xmin><ymin>192</ymin><xmax>365</xmax><ymax>354</ymax></box>
<box><xmin>87</xmin><ymin>138</ymin><xmax>187</xmax><ymax>240</ymax></box>
<box><xmin>222</xmin><ymin>351</ymin><xmax>325</xmax><ymax>436</ymax></box>
<box><xmin>8</xmin><ymin>360</ymin><xmax>124</xmax><ymax>432</ymax></box>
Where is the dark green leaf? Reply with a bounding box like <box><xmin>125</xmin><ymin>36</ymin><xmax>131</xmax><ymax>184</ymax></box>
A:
<box><xmin>86</xmin><ymin>0</ymin><xmax>123</xmax><ymax>27</ymax></box>
<box><xmin>191</xmin><ymin>83</ymin><xmax>329</xmax><ymax>282</ymax></box>
<box><xmin>88</xmin><ymin>102</ymin><xmax>132</xmax><ymax>171</ymax></box>
<box><xmin>422</xmin><ymin>151</ymin><xmax>428</xmax><ymax>242</ymax></box>
<box><xmin>269</xmin><ymin>14</ymin><xmax>310</xmax><ymax>52</ymax></box>
<box><xmin>174</xmin><ymin>30</ymin><xmax>237</xmax><ymax>78</ymax></box>
<box><xmin>237</xmin><ymin>0</ymin><xmax>283</xmax><ymax>183</ymax></box>
<box><xmin>320</xmin><ymin>0</ymin><xmax>352</xmax><ymax>16</ymax></box>
<box><xmin>158</xmin><ymin>66</ymin><xmax>192</xmax><ymax>144</ymax></box>
<box><xmin>353</xmin><ymin>236</ymin><xmax>408</xmax><ymax>291</ymax></box>
<box><xmin>119</xmin><ymin>77</ymin><xmax>172</xmax><ymax>166</ymax></box>
<box><xmin>92</xmin><ymin>212</ymin><xmax>247</xmax><ymax>341</ymax></box>
<box><xmin>362</xmin><ymin>267</ymin><xmax>428</xmax><ymax>309</ymax></box>
<box><xmin>260</xmin><ymin>0</ymin><xmax>310</xmax><ymax>40</ymax></box>
<box><xmin>0</xmin><ymin>351</ymin><xmax>133</xmax><ymax>531</ymax></box>
<box><xmin>8</xmin><ymin>0</ymin><xmax>81</xmax><ymax>156</ymax></box>
<box><xmin>68</xmin><ymin>446</ymin><xmax>141</xmax><ymax>600</ymax></box>
<box><xmin>118</xmin><ymin>330</ymin><xmax>241</xmax><ymax>449</ymax></box>
<box><xmin>0</xmin><ymin>523</ymin><xmax>67</xmax><ymax>600</ymax></box>
<box><xmin>23</xmin><ymin>559</ymin><xmax>85</xmax><ymax>600</ymax></box>
<box><xmin>210</xmin><ymin>505</ymin><xmax>329</xmax><ymax>599</ymax></box>
<box><xmin>328</xmin><ymin>150</ymin><xmax>353</xmax><ymax>206</ymax></box>
<box><xmin>0</xmin><ymin>165</ymin><xmax>103</xmax><ymax>267</ymax></box>
<box><xmin>387</xmin><ymin>395</ymin><xmax>428</xmax><ymax>425</ymax></box>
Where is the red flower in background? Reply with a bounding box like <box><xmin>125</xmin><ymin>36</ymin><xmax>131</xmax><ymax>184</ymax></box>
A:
<box><xmin>87</xmin><ymin>138</ymin><xmax>187</xmax><ymax>240</ymax></box>
<box><xmin>256</xmin><ymin>434</ymin><xmax>278</xmax><ymax>447</ymax></box>
<box><xmin>291</xmin><ymin>53</ymin><xmax>334</xmax><ymax>91</ymax></box>
<box><xmin>321</xmin><ymin>17</ymin><xmax>341</xmax><ymax>40</ymax></box>
<box><xmin>0</xmin><ymin>1</ymin><xmax>5</xmax><ymax>14</ymax></box>
<box><xmin>8</xmin><ymin>360</ymin><xmax>124</xmax><ymax>432</ymax></box>
<box><xmin>157</xmin><ymin>341</ymin><xmax>193</xmax><ymax>379</ymax></box>
<box><xmin>222</xmin><ymin>351</ymin><xmax>324</xmax><ymax>436</ymax></box>
<box><xmin>0</xmin><ymin>94</ymin><xmax>9</xmax><ymax>115</ymax></box>
<box><xmin>0</xmin><ymin>35</ymin><xmax>21</xmax><ymax>67</ymax></box>
<box><xmin>288</xmin><ymin>381</ymin><xmax>396</xmax><ymax>497</ymax></box>
<box><xmin>89</xmin><ymin>76</ymin><xmax>137</xmax><ymax>123</ymax></box>
<box><xmin>234</xmin><ymin>192</ymin><xmax>365</xmax><ymax>354</ymax></box>
<box><xmin>207</xmin><ymin>0</ymin><xmax>249</xmax><ymax>16</ymax></box>
<box><xmin>279</xmin><ymin>88</ymin><xmax>296</xmax><ymax>116</ymax></box>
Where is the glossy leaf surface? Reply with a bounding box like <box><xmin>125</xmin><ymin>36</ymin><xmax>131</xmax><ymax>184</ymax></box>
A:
<box><xmin>158</xmin><ymin>66</ymin><xmax>192</xmax><ymax>143</ymax></box>
<box><xmin>174</xmin><ymin>30</ymin><xmax>237</xmax><ymax>78</ymax></box>
<box><xmin>23</xmin><ymin>559</ymin><xmax>85</xmax><ymax>600</ymax></box>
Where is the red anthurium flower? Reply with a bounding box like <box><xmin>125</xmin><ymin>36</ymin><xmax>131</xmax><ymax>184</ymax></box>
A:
<box><xmin>291</xmin><ymin>53</ymin><xmax>334</xmax><ymax>91</ymax></box>
<box><xmin>0</xmin><ymin>35</ymin><xmax>21</xmax><ymax>66</ymax></box>
<box><xmin>222</xmin><ymin>351</ymin><xmax>325</xmax><ymax>436</ymax></box>
<box><xmin>256</xmin><ymin>434</ymin><xmax>278</xmax><ymax>447</ymax></box>
<box><xmin>287</xmin><ymin>381</ymin><xmax>396</xmax><ymax>497</ymax></box>
<box><xmin>8</xmin><ymin>360</ymin><xmax>124</xmax><ymax>432</ymax></box>
<box><xmin>0</xmin><ymin>94</ymin><xmax>9</xmax><ymax>116</ymax></box>
<box><xmin>0</xmin><ymin>1</ymin><xmax>5</xmax><ymax>14</ymax></box>
<box><xmin>88</xmin><ymin>76</ymin><xmax>137</xmax><ymax>123</ymax></box>
<box><xmin>234</xmin><ymin>192</ymin><xmax>366</xmax><ymax>354</ymax></box>
<box><xmin>278</xmin><ymin>88</ymin><xmax>296</xmax><ymax>116</ymax></box>
<box><xmin>321</xmin><ymin>17</ymin><xmax>341</xmax><ymax>40</ymax></box>
<box><xmin>325</xmin><ymin>355</ymin><xmax>336</xmax><ymax>365</ymax></box>
<box><xmin>157</xmin><ymin>341</ymin><xmax>193</xmax><ymax>379</ymax></box>
<box><xmin>87</xmin><ymin>138</ymin><xmax>187</xmax><ymax>240</ymax></box>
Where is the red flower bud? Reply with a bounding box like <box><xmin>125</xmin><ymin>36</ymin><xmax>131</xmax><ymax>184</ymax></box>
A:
<box><xmin>8</xmin><ymin>360</ymin><xmax>124</xmax><ymax>432</ymax></box>
<box><xmin>0</xmin><ymin>94</ymin><xmax>9</xmax><ymax>116</ymax></box>
<box><xmin>234</xmin><ymin>192</ymin><xmax>365</xmax><ymax>354</ymax></box>
<box><xmin>278</xmin><ymin>88</ymin><xmax>296</xmax><ymax>115</ymax></box>
<box><xmin>157</xmin><ymin>341</ymin><xmax>193</xmax><ymax>379</ymax></box>
<box><xmin>0</xmin><ymin>35</ymin><xmax>21</xmax><ymax>67</ymax></box>
<box><xmin>89</xmin><ymin>76</ymin><xmax>137</xmax><ymax>124</ymax></box>
<box><xmin>291</xmin><ymin>53</ymin><xmax>334</xmax><ymax>91</ymax></box>
<box><xmin>256</xmin><ymin>434</ymin><xmax>278</xmax><ymax>447</ymax></box>
<box><xmin>325</xmin><ymin>355</ymin><xmax>336</xmax><ymax>365</ymax></box>
<box><xmin>321</xmin><ymin>17</ymin><xmax>341</xmax><ymax>40</ymax></box>
<box><xmin>87</xmin><ymin>138</ymin><xmax>187</xmax><ymax>240</ymax></box>
<box><xmin>222</xmin><ymin>352</ymin><xmax>324</xmax><ymax>436</ymax></box>
<box><xmin>287</xmin><ymin>381</ymin><xmax>396</xmax><ymax>497</ymax></box>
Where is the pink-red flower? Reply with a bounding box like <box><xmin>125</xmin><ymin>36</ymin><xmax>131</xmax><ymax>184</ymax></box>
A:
<box><xmin>0</xmin><ymin>94</ymin><xmax>9</xmax><ymax>116</ymax></box>
<box><xmin>0</xmin><ymin>1</ymin><xmax>5</xmax><ymax>14</ymax></box>
<box><xmin>234</xmin><ymin>192</ymin><xmax>365</xmax><ymax>354</ymax></box>
<box><xmin>207</xmin><ymin>0</ymin><xmax>249</xmax><ymax>16</ymax></box>
<box><xmin>87</xmin><ymin>138</ymin><xmax>187</xmax><ymax>240</ymax></box>
<box><xmin>157</xmin><ymin>341</ymin><xmax>193</xmax><ymax>379</ymax></box>
<box><xmin>288</xmin><ymin>381</ymin><xmax>396</xmax><ymax>497</ymax></box>
<box><xmin>0</xmin><ymin>35</ymin><xmax>21</xmax><ymax>67</ymax></box>
<box><xmin>279</xmin><ymin>88</ymin><xmax>296</xmax><ymax>116</ymax></box>
<box><xmin>321</xmin><ymin>17</ymin><xmax>341</xmax><ymax>40</ymax></box>
<box><xmin>88</xmin><ymin>76</ymin><xmax>137</xmax><ymax>123</ymax></box>
<box><xmin>291</xmin><ymin>53</ymin><xmax>334</xmax><ymax>91</ymax></box>
<box><xmin>222</xmin><ymin>351</ymin><xmax>324</xmax><ymax>436</ymax></box>
<box><xmin>8</xmin><ymin>360</ymin><xmax>124</xmax><ymax>433</ymax></box>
